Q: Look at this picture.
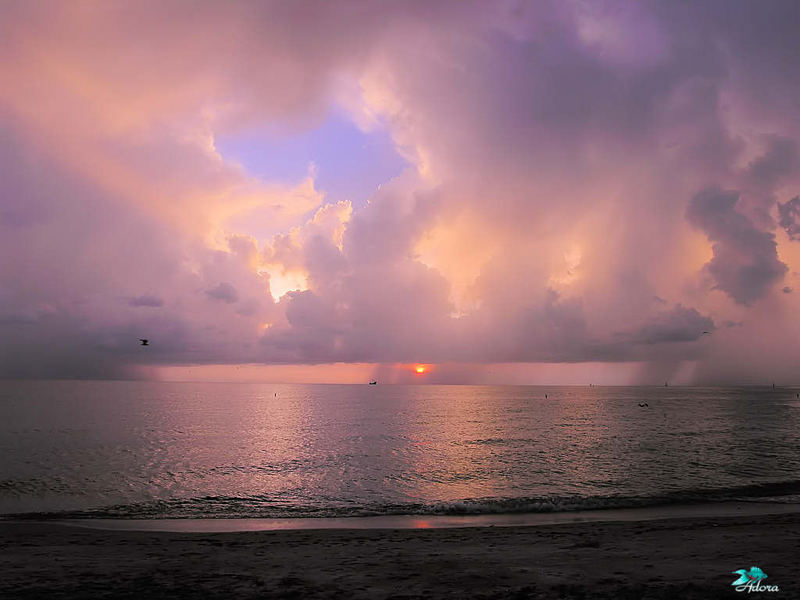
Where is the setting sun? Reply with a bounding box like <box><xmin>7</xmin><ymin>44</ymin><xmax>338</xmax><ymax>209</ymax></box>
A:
<box><xmin>415</xmin><ymin>366</ymin><xmax>426</xmax><ymax>374</ymax></box>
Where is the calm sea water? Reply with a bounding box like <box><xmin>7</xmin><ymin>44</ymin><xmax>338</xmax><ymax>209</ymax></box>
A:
<box><xmin>1</xmin><ymin>381</ymin><xmax>799</xmax><ymax>519</ymax></box>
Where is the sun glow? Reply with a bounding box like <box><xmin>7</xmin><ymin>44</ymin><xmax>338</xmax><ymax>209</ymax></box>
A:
<box><xmin>548</xmin><ymin>244</ymin><xmax>583</xmax><ymax>289</ymax></box>
<box><xmin>415</xmin><ymin>365</ymin><xmax>426</xmax><ymax>374</ymax></box>
<box><xmin>260</xmin><ymin>268</ymin><xmax>309</xmax><ymax>301</ymax></box>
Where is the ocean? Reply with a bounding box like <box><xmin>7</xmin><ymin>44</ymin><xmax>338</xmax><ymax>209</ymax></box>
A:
<box><xmin>1</xmin><ymin>381</ymin><xmax>799</xmax><ymax>520</ymax></box>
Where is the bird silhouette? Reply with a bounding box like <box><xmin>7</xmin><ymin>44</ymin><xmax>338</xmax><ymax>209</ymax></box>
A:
<box><xmin>139</xmin><ymin>339</ymin><xmax>149</xmax><ymax>346</ymax></box>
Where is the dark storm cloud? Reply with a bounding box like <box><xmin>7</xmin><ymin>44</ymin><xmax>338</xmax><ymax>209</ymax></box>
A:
<box><xmin>128</xmin><ymin>295</ymin><xmax>164</xmax><ymax>308</ymax></box>
<box><xmin>686</xmin><ymin>188</ymin><xmax>788</xmax><ymax>305</ymax></box>
<box><xmin>631</xmin><ymin>304</ymin><xmax>714</xmax><ymax>345</ymax></box>
<box><xmin>205</xmin><ymin>283</ymin><xmax>239</xmax><ymax>304</ymax></box>
<box><xmin>745</xmin><ymin>138</ymin><xmax>799</xmax><ymax>191</ymax></box>
<box><xmin>777</xmin><ymin>196</ymin><xmax>800</xmax><ymax>241</ymax></box>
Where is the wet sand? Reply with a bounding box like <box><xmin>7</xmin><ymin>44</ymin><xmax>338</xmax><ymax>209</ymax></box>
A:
<box><xmin>2</xmin><ymin>510</ymin><xmax>800</xmax><ymax>599</ymax></box>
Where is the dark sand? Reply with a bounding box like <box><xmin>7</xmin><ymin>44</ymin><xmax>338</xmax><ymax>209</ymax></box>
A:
<box><xmin>2</xmin><ymin>511</ymin><xmax>800</xmax><ymax>599</ymax></box>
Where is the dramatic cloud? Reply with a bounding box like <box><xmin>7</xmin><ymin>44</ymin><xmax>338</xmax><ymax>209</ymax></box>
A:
<box><xmin>778</xmin><ymin>197</ymin><xmax>800</xmax><ymax>241</ymax></box>
<box><xmin>745</xmin><ymin>138</ymin><xmax>798</xmax><ymax>192</ymax></box>
<box><xmin>632</xmin><ymin>305</ymin><xmax>715</xmax><ymax>345</ymax></box>
<box><xmin>2</xmin><ymin>0</ymin><xmax>800</xmax><ymax>382</ymax></box>
<box><xmin>686</xmin><ymin>188</ymin><xmax>788</xmax><ymax>305</ymax></box>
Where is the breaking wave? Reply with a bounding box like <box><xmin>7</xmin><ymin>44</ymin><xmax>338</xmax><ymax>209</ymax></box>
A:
<box><xmin>6</xmin><ymin>479</ymin><xmax>800</xmax><ymax>521</ymax></box>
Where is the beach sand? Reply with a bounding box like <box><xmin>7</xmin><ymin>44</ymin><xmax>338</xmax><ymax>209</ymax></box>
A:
<box><xmin>2</xmin><ymin>511</ymin><xmax>799</xmax><ymax>599</ymax></box>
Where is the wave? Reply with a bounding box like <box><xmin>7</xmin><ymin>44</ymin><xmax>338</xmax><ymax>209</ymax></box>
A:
<box><xmin>4</xmin><ymin>479</ymin><xmax>800</xmax><ymax>521</ymax></box>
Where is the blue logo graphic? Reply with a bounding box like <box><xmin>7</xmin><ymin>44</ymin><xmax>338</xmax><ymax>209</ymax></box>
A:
<box><xmin>731</xmin><ymin>566</ymin><xmax>779</xmax><ymax>593</ymax></box>
<box><xmin>732</xmin><ymin>567</ymin><xmax>767</xmax><ymax>586</ymax></box>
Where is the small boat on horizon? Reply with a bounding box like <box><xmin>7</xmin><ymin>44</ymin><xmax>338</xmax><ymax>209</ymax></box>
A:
<box><xmin>369</xmin><ymin>380</ymin><xmax>377</xmax><ymax>385</ymax></box>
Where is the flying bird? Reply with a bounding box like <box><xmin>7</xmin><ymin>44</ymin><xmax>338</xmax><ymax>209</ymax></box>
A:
<box><xmin>139</xmin><ymin>339</ymin><xmax>149</xmax><ymax>346</ymax></box>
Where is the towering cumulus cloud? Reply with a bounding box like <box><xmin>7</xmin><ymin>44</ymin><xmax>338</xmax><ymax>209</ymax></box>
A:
<box><xmin>1</xmin><ymin>0</ymin><xmax>800</xmax><ymax>383</ymax></box>
<box><xmin>686</xmin><ymin>188</ymin><xmax>787</xmax><ymax>306</ymax></box>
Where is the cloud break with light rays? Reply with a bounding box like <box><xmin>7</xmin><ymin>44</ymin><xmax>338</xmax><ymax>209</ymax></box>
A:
<box><xmin>2</xmin><ymin>0</ymin><xmax>800</xmax><ymax>384</ymax></box>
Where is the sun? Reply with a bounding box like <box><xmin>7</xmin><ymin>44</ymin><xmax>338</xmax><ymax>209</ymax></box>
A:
<box><xmin>415</xmin><ymin>366</ymin><xmax>426</xmax><ymax>374</ymax></box>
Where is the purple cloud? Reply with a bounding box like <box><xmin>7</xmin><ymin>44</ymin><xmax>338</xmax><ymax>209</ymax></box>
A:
<box><xmin>778</xmin><ymin>196</ymin><xmax>800</xmax><ymax>241</ymax></box>
<box><xmin>128</xmin><ymin>295</ymin><xmax>164</xmax><ymax>308</ymax></box>
<box><xmin>205</xmin><ymin>283</ymin><xmax>239</xmax><ymax>304</ymax></box>
<box><xmin>2</xmin><ymin>1</ymin><xmax>800</xmax><ymax>382</ymax></box>
<box><xmin>686</xmin><ymin>188</ymin><xmax>787</xmax><ymax>305</ymax></box>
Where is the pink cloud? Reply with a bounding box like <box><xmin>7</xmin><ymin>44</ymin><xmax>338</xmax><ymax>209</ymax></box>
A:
<box><xmin>2</xmin><ymin>1</ymin><xmax>800</xmax><ymax>383</ymax></box>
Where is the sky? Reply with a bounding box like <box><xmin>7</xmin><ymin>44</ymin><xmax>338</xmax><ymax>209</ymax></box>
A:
<box><xmin>2</xmin><ymin>0</ymin><xmax>800</xmax><ymax>384</ymax></box>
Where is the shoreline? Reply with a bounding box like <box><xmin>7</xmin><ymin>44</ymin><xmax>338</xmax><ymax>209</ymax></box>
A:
<box><xmin>3</xmin><ymin>509</ymin><xmax>800</xmax><ymax>599</ymax></box>
<box><xmin>43</xmin><ymin>499</ymin><xmax>800</xmax><ymax>532</ymax></box>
